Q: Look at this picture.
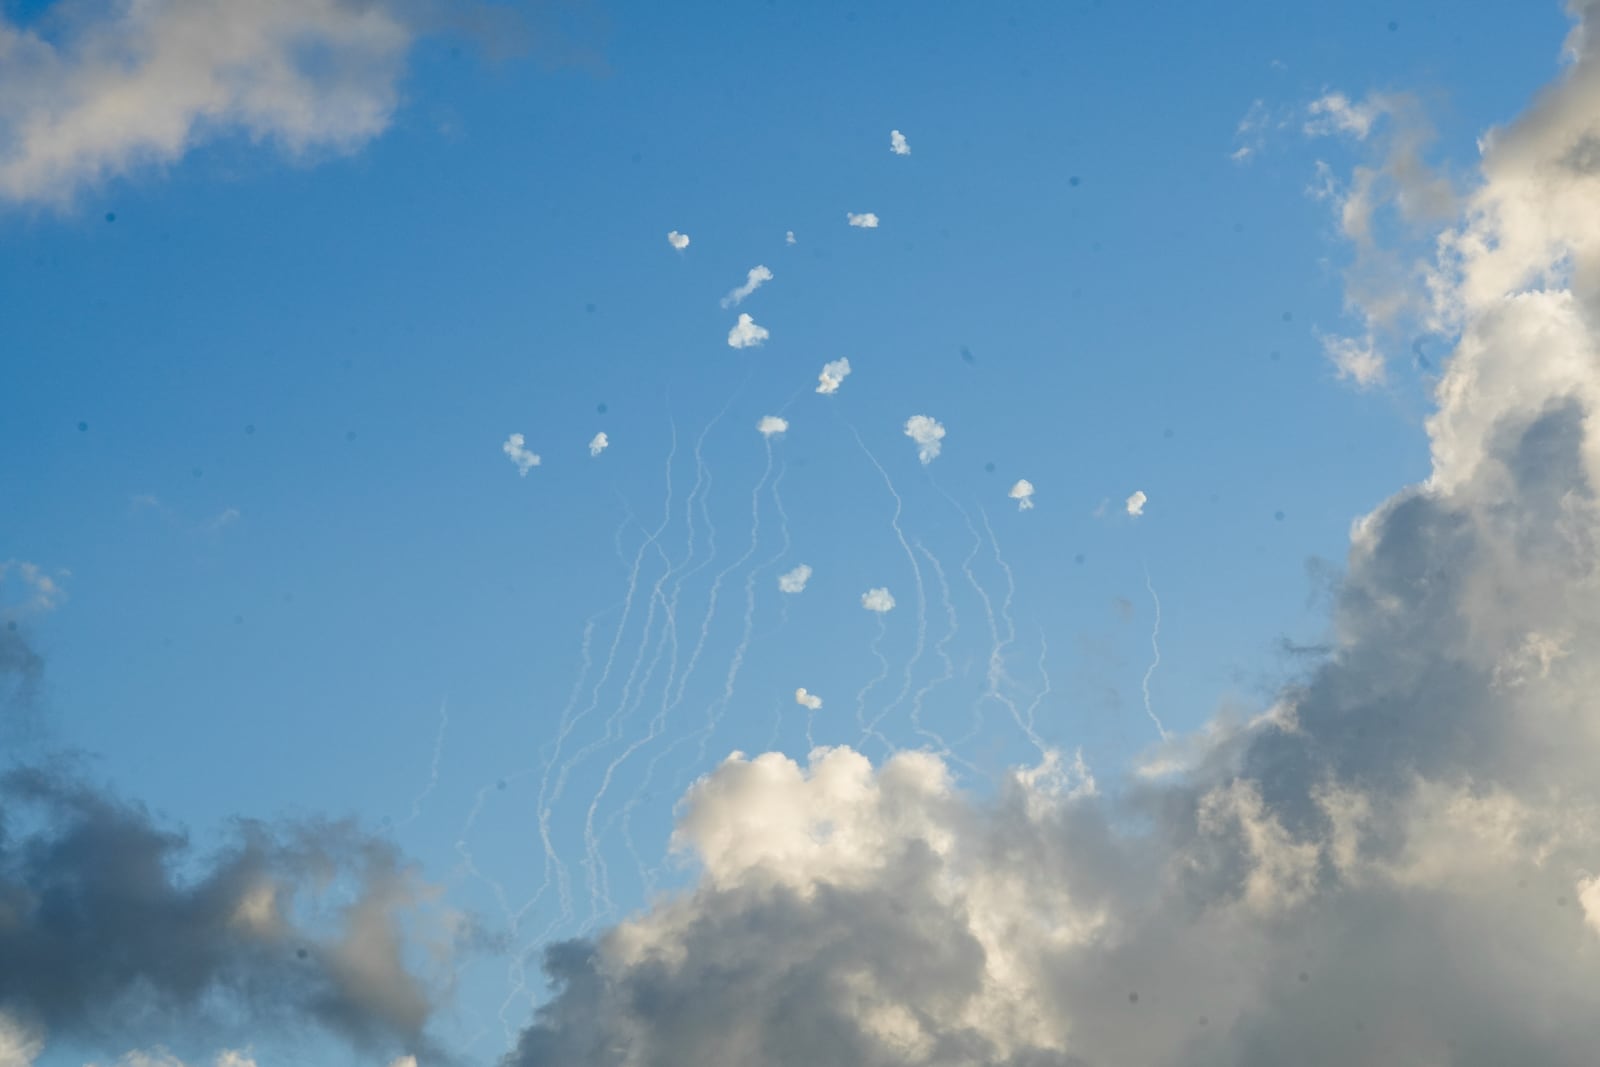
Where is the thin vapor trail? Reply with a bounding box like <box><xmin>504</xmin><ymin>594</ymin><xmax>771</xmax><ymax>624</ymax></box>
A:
<box><xmin>855</xmin><ymin>614</ymin><xmax>893</xmax><ymax>755</ymax></box>
<box><xmin>909</xmin><ymin>542</ymin><xmax>959</xmax><ymax>752</ymax></box>
<box><xmin>981</xmin><ymin>507</ymin><xmax>1045</xmax><ymax>757</ymax></box>
<box><xmin>401</xmin><ymin>696</ymin><xmax>450</xmax><ymax>828</ymax></box>
<box><xmin>1141</xmin><ymin>568</ymin><xmax>1169</xmax><ymax>741</ymax></box>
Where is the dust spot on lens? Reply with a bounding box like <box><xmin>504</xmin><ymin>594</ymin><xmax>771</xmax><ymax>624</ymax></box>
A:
<box><xmin>1388</xmin><ymin>19</ymin><xmax>1399</xmax><ymax>30</ymax></box>
<box><xmin>105</xmin><ymin>212</ymin><xmax>116</xmax><ymax>223</ymax></box>
<box><xmin>192</xmin><ymin>467</ymin><xmax>203</xmax><ymax>478</ymax></box>
<box><xmin>984</xmin><ymin>462</ymin><xmax>995</xmax><ymax>473</ymax></box>
<box><xmin>1069</xmin><ymin>176</ymin><xmax>1081</xmax><ymax>187</ymax></box>
<box><xmin>1074</xmin><ymin>553</ymin><xmax>1085</xmax><ymax>565</ymax></box>
<box><xmin>597</xmin><ymin>402</ymin><xmax>609</xmax><ymax>414</ymax></box>
<box><xmin>1275</xmin><ymin>510</ymin><xmax>1285</xmax><ymax>521</ymax></box>
<box><xmin>586</xmin><ymin>303</ymin><xmax>597</xmax><ymax>313</ymax></box>
<box><xmin>77</xmin><ymin>421</ymin><xmax>88</xmax><ymax>432</ymax></box>
<box><xmin>1128</xmin><ymin>992</ymin><xmax>1139</xmax><ymax>1004</ymax></box>
<box><xmin>296</xmin><ymin>947</ymin><xmax>309</xmax><ymax>960</ymax></box>
<box><xmin>345</xmin><ymin>431</ymin><xmax>357</xmax><ymax>443</ymax></box>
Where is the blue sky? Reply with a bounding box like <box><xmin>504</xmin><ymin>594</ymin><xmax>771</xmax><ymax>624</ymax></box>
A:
<box><xmin>2</xmin><ymin>2</ymin><xmax>1592</xmax><ymax>1065</ymax></box>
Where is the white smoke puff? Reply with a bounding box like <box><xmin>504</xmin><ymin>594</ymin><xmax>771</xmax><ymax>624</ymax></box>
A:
<box><xmin>1009</xmin><ymin>479</ymin><xmax>1035</xmax><ymax>510</ymax></box>
<box><xmin>815</xmin><ymin>357</ymin><xmax>852</xmax><ymax>395</ymax></box>
<box><xmin>588</xmin><ymin>432</ymin><xmax>609</xmax><ymax>458</ymax></box>
<box><xmin>777</xmin><ymin>564</ymin><xmax>812</xmax><ymax>593</ymax></box>
<box><xmin>903</xmin><ymin>415</ymin><xmax>946</xmax><ymax>464</ymax></box>
<box><xmin>890</xmin><ymin>129</ymin><xmax>910</xmax><ymax>155</ymax></box>
<box><xmin>757</xmin><ymin>415</ymin><xmax>789</xmax><ymax>438</ymax></box>
<box><xmin>667</xmin><ymin>230</ymin><xmax>690</xmax><ymax>250</ymax></box>
<box><xmin>502</xmin><ymin>433</ymin><xmax>540</xmax><ymax>476</ymax></box>
<box><xmin>785</xmin><ymin>230</ymin><xmax>797</xmax><ymax>245</ymax></box>
<box><xmin>1125</xmin><ymin>489</ymin><xmax>1147</xmax><ymax>516</ymax></box>
<box><xmin>720</xmin><ymin>265</ymin><xmax>773</xmax><ymax>308</ymax></box>
<box><xmin>794</xmin><ymin>688</ymin><xmax>823</xmax><ymax>710</ymax></box>
<box><xmin>861</xmin><ymin>587</ymin><xmax>895</xmax><ymax>613</ymax></box>
<box><xmin>846</xmin><ymin>212</ymin><xmax>880</xmax><ymax>228</ymax></box>
<box><xmin>727</xmin><ymin>313</ymin><xmax>769</xmax><ymax>349</ymax></box>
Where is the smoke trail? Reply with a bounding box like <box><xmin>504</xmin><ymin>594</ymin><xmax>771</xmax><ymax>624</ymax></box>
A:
<box><xmin>908</xmin><ymin>542</ymin><xmax>959</xmax><ymax>752</ymax></box>
<box><xmin>981</xmin><ymin>507</ymin><xmax>1046</xmax><ymax>758</ymax></box>
<box><xmin>400</xmin><ymin>696</ymin><xmax>449</xmax><ymax>828</ymax></box>
<box><xmin>845</xmin><ymin>419</ymin><xmax>927</xmax><ymax>749</ymax></box>
<box><xmin>1023</xmin><ymin>630</ymin><xmax>1052</xmax><ymax>743</ymax></box>
<box><xmin>1141</xmin><ymin>568</ymin><xmax>1169</xmax><ymax>741</ymax></box>
<box><xmin>854</xmin><ymin>613</ymin><xmax>893</xmax><ymax>755</ymax></box>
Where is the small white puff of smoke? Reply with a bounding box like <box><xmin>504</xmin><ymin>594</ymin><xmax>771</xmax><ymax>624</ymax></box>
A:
<box><xmin>589</xmin><ymin>432</ymin><xmax>609</xmax><ymax>458</ymax></box>
<box><xmin>1125</xmin><ymin>490</ymin><xmax>1147</xmax><ymax>517</ymax></box>
<box><xmin>728</xmin><ymin>313</ymin><xmax>769</xmax><ymax>349</ymax></box>
<box><xmin>890</xmin><ymin>129</ymin><xmax>910</xmax><ymax>155</ymax></box>
<box><xmin>816</xmin><ymin>358</ymin><xmax>852</xmax><ymax>395</ymax></box>
<box><xmin>721</xmin><ymin>265</ymin><xmax>773</xmax><ymax>308</ymax></box>
<box><xmin>778</xmin><ymin>564</ymin><xmax>812</xmax><ymax>593</ymax></box>
<box><xmin>757</xmin><ymin>416</ymin><xmax>789</xmax><ymax>438</ymax></box>
<box><xmin>794</xmin><ymin>688</ymin><xmax>823</xmax><ymax>710</ymax></box>
<box><xmin>846</xmin><ymin>212</ymin><xmax>880</xmax><ymax>228</ymax></box>
<box><xmin>861</xmin><ymin>587</ymin><xmax>895</xmax><ymax>613</ymax></box>
<box><xmin>1009</xmin><ymin>479</ymin><xmax>1035</xmax><ymax>510</ymax></box>
<box><xmin>503</xmin><ymin>433</ymin><xmax>540</xmax><ymax>476</ymax></box>
<box><xmin>903</xmin><ymin>415</ymin><xmax>945</xmax><ymax>464</ymax></box>
<box><xmin>785</xmin><ymin>231</ymin><xmax>797</xmax><ymax>245</ymax></box>
<box><xmin>667</xmin><ymin>230</ymin><xmax>690</xmax><ymax>250</ymax></box>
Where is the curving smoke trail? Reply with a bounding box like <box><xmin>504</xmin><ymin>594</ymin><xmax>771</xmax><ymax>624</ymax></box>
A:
<box><xmin>981</xmin><ymin>507</ymin><xmax>1046</xmax><ymax>758</ymax></box>
<box><xmin>400</xmin><ymin>696</ymin><xmax>449</xmax><ymax>829</ymax></box>
<box><xmin>1141</xmin><ymin>568</ymin><xmax>1169</xmax><ymax>741</ymax></box>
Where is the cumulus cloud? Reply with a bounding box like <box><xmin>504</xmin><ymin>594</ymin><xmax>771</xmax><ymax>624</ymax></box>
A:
<box><xmin>860</xmin><ymin>587</ymin><xmax>895</xmax><ymax>613</ymax></box>
<box><xmin>1008</xmin><ymin>479</ymin><xmax>1035</xmax><ymax>510</ymax></box>
<box><xmin>903</xmin><ymin>415</ymin><xmax>945</xmax><ymax>464</ymax></box>
<box><xmin>728</xmin><ymin>313</ymin><xmax>769</xmax><ymax>349</ymax></box>
<box><xmin>721</xmin><ymin>265</ymin><xmax>773</xmax><ymax>308</ymax></box>
<box><xmin>502</xmin><ymin>433</ymin><xmax>540</xmax><ymax>476</ymax></box>
<box><xmin>0</xmin><ymin>764</ymin><xmax>451</xmax><ymax>1063</ymax></box>
<box><xmin>816</xmin><ymin>357</ymin><xmax>852</xmax><ymax>395</ymax></box>
<box><xmin>667</xmin><ymin>230</ymin><xmax>690</xmax><ymax>250</ymax></box>
<box><xmin>794</xmin><ymin>688</ymin><xmax>823</xmax><ymax>711</ymax></box>
<box><xmin>778</xmin><ymin>564</ymin><xmax>812</xmax><ymax>594</ymax></box>
<box><xmin>0</xmin><ymin>0</ymin><xmax>428</xmax><ymax>207</ymax></box>
<box><xmin>890</xmin><ymin>129</ymin><xmax>910</xmax><ymax>155</ymax></box>
<box><xmin>588</xmin><ymin>432</ymin><xmax>609</xmax><ymax>458</ymax></box>
<box><xmin>846</xmin><ymin>212</ymin><xmax>880</xmax><ymax>228</ymax></box>
<box><xmin>1125</xmin><ymin>489</ymin><xmax>1147</xmax><ymax>516</ymax></box>
<box><xmin>757</xmin><ymin>415</ymin><xmax>789</xmax><ymax>438</ymax></box>
<box><xmin>500</xmin><ymin>11</ymin><xmax>1600</xmax><ymax>1064</ymax></box>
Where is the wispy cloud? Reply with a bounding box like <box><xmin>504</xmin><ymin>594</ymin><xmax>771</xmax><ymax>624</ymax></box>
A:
<box><xmin>846</xmin><ymin>212</ymin><xmax>879</xmax><ymax>228</ymax></box>
<box><xmin>815</xmin><ymin>358</ymin><xmax>852</xmax><ymax>395</ymax></box>
<box><xmin>777</xmin><ymin>564</ymin><xmax>812</xmax><ymax>594</ymax></box>
<box><xmin>0</xmin><ymin>561</ymin><xmax>66</xmax><ymax>617</ymax></box>
<box><xmin>1305</xmin><ymin>91</ymin><xmax>1384</xmax><ymax>140</ymax></box>
<box><xmin>720</xmin><ymin>265</ymin><xmax>773</xmax><ymax>308</ymax></box>
<box><xmin>903</xmin><ymin>415</ymin><xmax>945</xmax><ymax>464</ymax></box>
<box><xmin>502</xmin><ymin>433</ymin><xmax>540</xmax><ymax>476</ymax></box>
<box><xmin>785</xmin><ymin>230</ymin><xmax>797</xmax><ymax>245</ymax></box>
<box><xmin>728</xmin><ymin>313</ymin><xmax>769</xmax><ymax>349</ymax></box>
<box><xmin>1319</xmin><ymin>331</ymin><xmax>1387</xmax><ymax>388</ymax></box>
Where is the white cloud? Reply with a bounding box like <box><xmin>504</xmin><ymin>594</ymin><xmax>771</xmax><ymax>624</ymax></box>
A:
<box><xmin>777</xmin><ymin>564</ymin><xmax>812</xmax><ymax>594</ymax></box>
<box><xmin>667</xmin><ymin>230</ymin><xmax>690</xmax><ymax>250</ymax></box>
<box><xmin>861</xmin><ymin>587</ymin><xmax>895</xmax><ymax>613</ymax></box>
<box><xmin>502</xmin><ymin>433</ymin><xmax>540</xmax><ymax>476</ymax></box>
<box><xmin>720</xmin><ymin>265</ymin><xmax>773</xmax><ymax>308</ymax></box>
<box><xmin>1008</xmin><ymin>479</ymin><xmax>1035</xmax><ymax>510</ymax></box>
<box><xmin>757</xmin><ymin>415</ymin><xmax>789</xmax><ymax>438</ymax></box>
<box><xmin>385</xmin><ymin>1058</ymin><xmax>418</xmax><ymax>1067</ymax></box>
<box><xmin>727</xmin><ymin>313</ymin><xmax>769</xmax><ymax>349</ymax></box>
<box><xmin>846</xmin><ymin>212</ymin><xmax>880</xmax><ymax>228</ymax></box>
<box><xmin>785</xmin><ymin>230</ymin><xmax>797</xmax><ymax>245</ymax></box>
<box><xmin>588</xmin><ymin>432</ymin><xmax>609</xmax><ymax>458</ymax></box>
<box><xmin>0</xmin><ymin>0</ymin><xmax>420</xmax><ymax>206</ymax></box>
<box><xmin>1305</xmin><ymin>91</ymin><xmax>1384</xmax><ymax>140</ymax></box>
<box><xmin>889</xmin><ymin>129</ymin><xmax>910</xmax><ymax>155</ymax></box>
<box><xmin>0</xmin><ymin>560</ymin><xmax>66</xmax><ymax>617</ymax></box>
<box><xmin>1320</xmin><ymin>331</ymin><xmax>1387</xmax><ymax>388</ymax></box>
<box><xmin>0</xmin><ymin>1010</ymin><xmax>42</xmax><ymax>1067</ymax></box>
<box><xmin>903</xmin><ymin>415</ymin><xmax>945</xmax><ymax>464</ymax></box>
<box><xmin>1125</xmin><ymin>489</ymin><xmax>1147</xmax><ymax>516</ymax></box>
<box><xmin>794</xmin><ymin>688</ymin><xmax>823</xmax><ymax>711</ymax></box>
<box><xmin>815</xmin><ymin>357</ymin><xmax>852</xmax><ymax>395</ymax></box>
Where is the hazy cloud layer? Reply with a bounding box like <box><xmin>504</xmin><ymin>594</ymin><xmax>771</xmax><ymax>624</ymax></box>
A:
<box><xmin>508</xmin><ymin>9</ymin><xmax>1600</xmax><ymax>1067</ymax></box>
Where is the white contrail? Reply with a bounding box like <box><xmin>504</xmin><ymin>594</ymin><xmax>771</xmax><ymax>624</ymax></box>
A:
<box><xmin>1024</xmin><ymin>631</ymin><xmax>1052</xmax><ymax>744</ymax></box>
<box><xmin>846</xmin><ymin>419</ymin><xmax>927</xmax><ymax>751</ymax></box>
<box><xmin>1141</xmin><ymin>569</ymin><xmax>1170</xmax><ymax>741</ymax></box>
<box><xmin>909</xmin><ymin>543</ymin><xmax>958</xmax><ymax>754</ymax></box>
<box><xmin>400</xmin><ymin>696</ymin><xmax>449</xmax><ymax>828</ymax></box>
<box><xmin>854</xmin><ymin>613</ymin><xmax>893</xmax><ymax>755</ymax></box>
<box><xmin>982</xmin><ymin>507</ymin><xmax>1045</xmax><ymax>757</ymax></box>
<box><xmin>927</xmin><ymin>479</ymin><xmax>997</xmax><ymax>751</ymax></box>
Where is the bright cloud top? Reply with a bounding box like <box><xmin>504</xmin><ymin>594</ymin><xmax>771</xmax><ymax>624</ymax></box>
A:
<box><xmin>667</xmin><ymin>230</ymin><xmax>690</xmax><ymax>250</ymax></box>
<box><xmin>889</xmin><ymin>129</ymin><xmax>910</xmax><ymax>155</ymax></box>
<box><xmin>860</xmin><ymin>587</ymin><xmax>895</xmax><ymax>613</ymax></box>
<box><xmin>777</xmin><ymin>564</ymin><xmax>812</xmax><ymax>594</ymax></box>
<box><xmin>903</xmin><ymin>415</ymin><xmax>946</xmax><ymax>464</ymax></box>
<box><xmin>1125</xmin><ymin>489</ymin><xmax>1147</xmax><ymax>516</ymax></box>
<box><xmin>721</xmin><ymin>265</ymin><xmax>773</xmax><ymax>308</ymax></box>
<box><xmin>815</xmin><ymin>357</ymin><xmax>852</xmax><ymax>395</ymax></box>
<box><xmin>757</xmin><ymin>415</ymin><xmax>789</xmax><ymax>438</ymax></box>
<box><xmin>0</xmin><ymin>0</ymin><xmax>421</xmax><ymax>206</ymax></box>
<box><xmin>588</xmin><ymin>432</ymin><xmax>609</xmax><ymax>458</ymax></box>
<box><xmin>728</xmin><ymin>313</ymin><xmax>769</xmax><ymax>349</ymax></box>
<box><xmin>794</xmin><ymin>688</ymin><xmax>823</xmax><ymax>711</ymax></box>
<box><xmin>846</xmin><ymin>212</ymin><xmax>879</xmax><ymax>228</ymax></box>
<box><xmin>503</xmin><ymin>433</ymin><xmax>540</xmax><ymax>476</ymax></box>
<box><xmin>1008</xmin><ymin>479</ymin><xmax>1036</xmax><ymax>511</ymax></box>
